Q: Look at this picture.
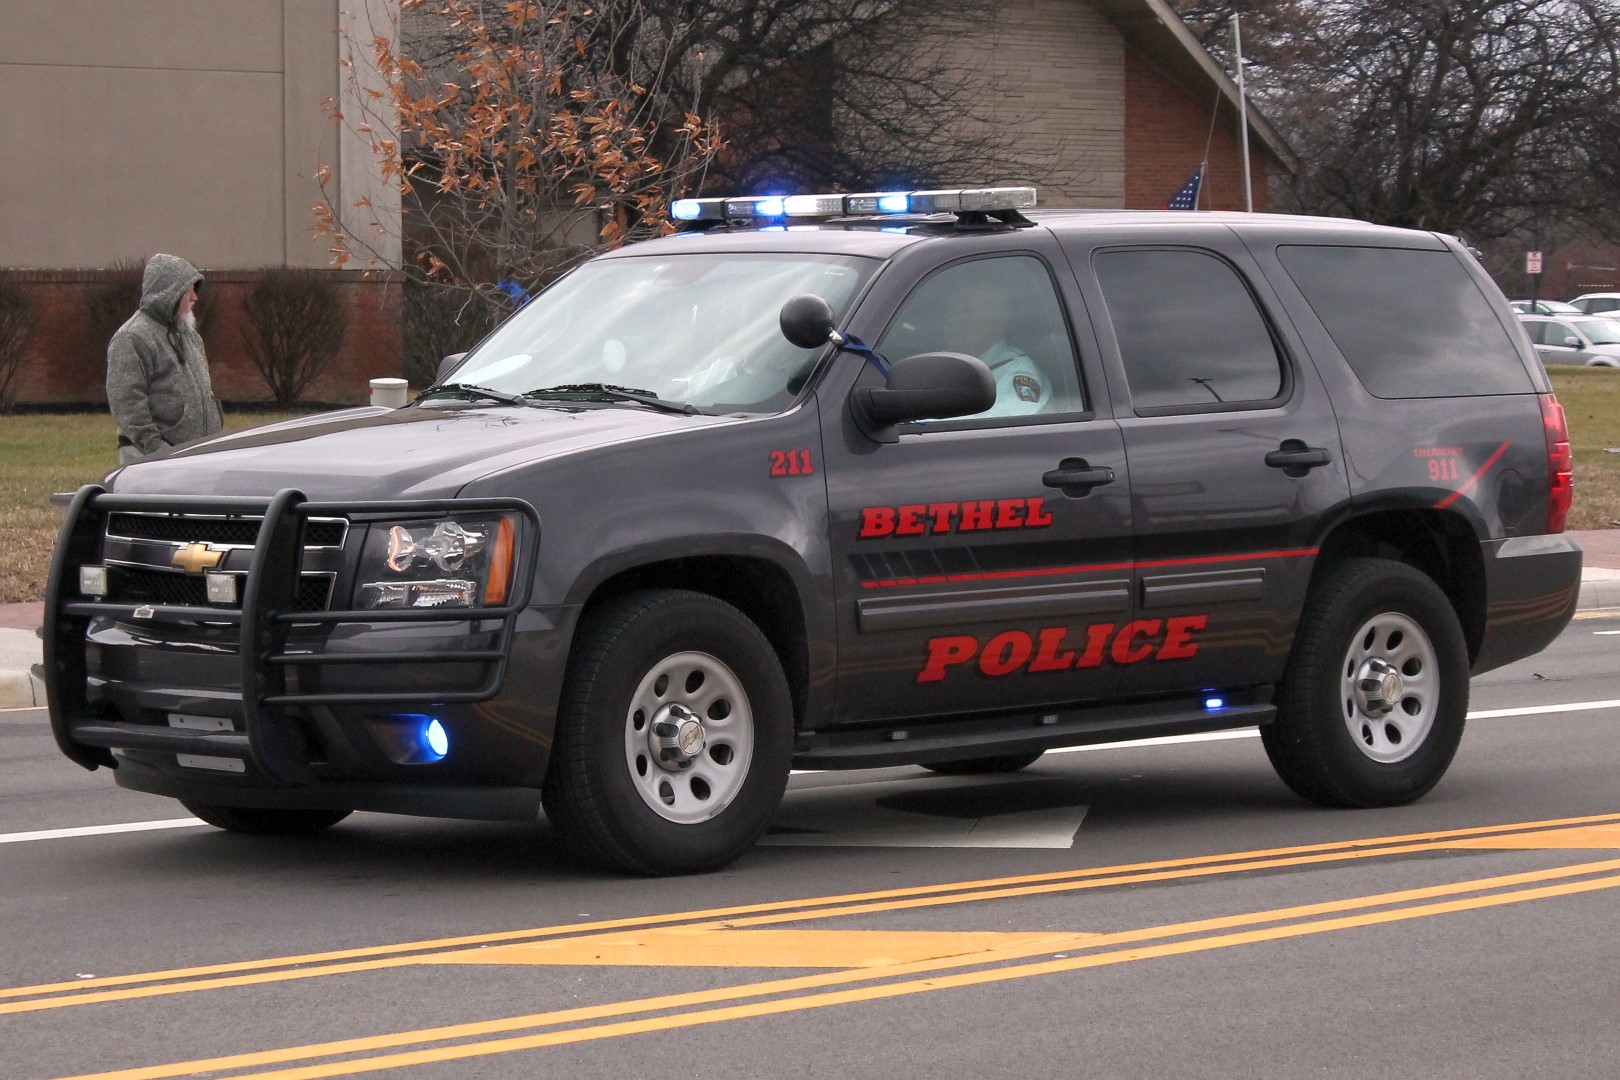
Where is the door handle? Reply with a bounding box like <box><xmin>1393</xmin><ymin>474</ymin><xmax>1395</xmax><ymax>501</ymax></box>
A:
<box><xmin>1043</xmin><ymin>459</ymin><xmax>1115</xmax><ymax>496</ymax></box>
<box><xmin>1264</xmin><ymin>439</ymin><xmax>1333</xmax><ymax>477</ymax></box>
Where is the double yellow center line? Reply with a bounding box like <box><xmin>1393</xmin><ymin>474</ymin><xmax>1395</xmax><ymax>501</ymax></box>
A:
<box><xmin>20</xmin><ymin>811</ymin><xmax>1620</xmax><ymax>1080</ymax></box>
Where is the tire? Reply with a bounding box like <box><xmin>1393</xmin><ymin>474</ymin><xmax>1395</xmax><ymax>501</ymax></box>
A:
<box><xmin>1262</xmin><ymin>558</ymin><xmax>1469</xmax><ymax>808</ymax></box>
<box><xmin>180</xmin><ymin>801</ymin><xmax>352</xmax><ymax>835</ymax></box>
<box><xmin>921</xmin><ymin>750</ymin><xmax>1046</xmax><ymax>776</ymax></box>
<box><xmin>542</xmin><ymin>589</ymin><xmax>794</xmax><ymax>875</ymax></box>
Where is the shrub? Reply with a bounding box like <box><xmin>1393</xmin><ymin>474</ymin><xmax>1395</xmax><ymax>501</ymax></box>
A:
<box><xmin>239</xmin><ymin>268</ymin><xmax>351</xmax><ymax>407</ymax></box>
<box><xmin>0</xmin><ymin>279</ymin><xmax>36</xmax><ymax>413</ymax></box>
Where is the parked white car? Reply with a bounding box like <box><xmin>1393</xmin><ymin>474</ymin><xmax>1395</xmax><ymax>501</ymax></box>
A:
<box><xmin>1568</xmin><ymin>293</ymin><xmax>1620</xmax><ymax>318</ymax></box>
<box><xmin>1520</xmin><ymin>314</ymin><xmax>1620</xmax><ymax>367</ymax></box>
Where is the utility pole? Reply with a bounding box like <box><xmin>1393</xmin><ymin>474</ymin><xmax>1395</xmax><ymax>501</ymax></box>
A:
<box><xmin>1232</xmin><ymin>14</ymin><xmax>1254</xmax><ymax>213</ymax></box>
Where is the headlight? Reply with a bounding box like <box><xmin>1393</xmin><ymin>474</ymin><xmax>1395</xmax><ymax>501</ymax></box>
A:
<box><xmin>353</xmin><ymin>515</ymin><xmax>518</xmax><ymax>610</ymax></box>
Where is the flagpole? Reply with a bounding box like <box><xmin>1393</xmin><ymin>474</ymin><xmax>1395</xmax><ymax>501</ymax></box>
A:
<box><xmin>1232</xmin><ymin>14</ymin><xmax>1254</xmax><ymax>213</ymax></box>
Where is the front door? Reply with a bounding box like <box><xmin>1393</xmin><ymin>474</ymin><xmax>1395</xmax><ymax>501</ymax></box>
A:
<box><xmin>821</xmin><ymin>246</ymin><xmax>1134</xmax><ymax>725</ymax></box>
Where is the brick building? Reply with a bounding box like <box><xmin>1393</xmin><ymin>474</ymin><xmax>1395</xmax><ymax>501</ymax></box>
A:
<box><xmin>2</xmin><ymin>0</ymin><xmax>1286</xmax><ymax>407</ymax></box>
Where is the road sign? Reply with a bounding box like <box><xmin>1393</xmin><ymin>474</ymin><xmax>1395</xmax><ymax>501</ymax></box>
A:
<box><xmin>1528</xmin><ymin>251</ymin><xmax>1544</xmax><ymax>275</ymax></box>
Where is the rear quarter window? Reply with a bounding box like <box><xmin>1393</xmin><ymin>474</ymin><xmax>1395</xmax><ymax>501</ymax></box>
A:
<box><xmin>1277</xmin><ymin>245</ymin><xmax>1532</xmax><ymax>398</ymax></box>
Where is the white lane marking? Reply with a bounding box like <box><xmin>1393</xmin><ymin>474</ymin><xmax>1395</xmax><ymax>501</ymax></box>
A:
<box><xmin>1593</xmin><ymin>630</ymin><xmax>1620</xmax><ymax>635</ymax></box>
<box><xmin>0</xmin><ymin>818</ymin><xmax>203</xmax><ymax>845</ymax></box>
<box><xmin>1467</xmin><ymin>698</ymin><xmax>1620</xmax><ymax>719</ymax></box>
<box><xmin>9</xmin><ymin>699</ymin><xmax>1620</xmax><ymax>847</ymax></box>
<box><xmin>1046</xmin><ymin>729</ymin><xmax>1259</xmax><ymax>754</ymax></box>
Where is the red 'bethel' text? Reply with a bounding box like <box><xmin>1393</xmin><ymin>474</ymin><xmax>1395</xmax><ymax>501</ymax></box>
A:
<box><xmin>860</xmin><ymin>497</ymin><xmax>1054</xmax><ymax>538</ymax></box>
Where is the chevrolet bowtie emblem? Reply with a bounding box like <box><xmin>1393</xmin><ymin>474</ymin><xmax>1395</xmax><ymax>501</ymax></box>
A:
<box><xmin>171</xmin><ymin>542</ymin><xmax>225</xmax><ymax>574</ymax></box>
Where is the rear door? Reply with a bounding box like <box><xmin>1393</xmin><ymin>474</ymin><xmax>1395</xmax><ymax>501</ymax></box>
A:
<box><xmin>1057</xmin><ymin>224</ymin><xmax>1350</xmax><ymax>698</ymax></box>
<box><xmin>820</xmin><ymin>238</ymin><xmax>1134</xmax><ymax>724</ymax></box>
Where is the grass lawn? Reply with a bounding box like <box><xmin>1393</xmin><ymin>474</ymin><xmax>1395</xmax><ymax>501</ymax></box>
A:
<box><xmin>0</xmin><ymin>378</ymin><xmax>1617</xmax><ymax>605</ymax></box>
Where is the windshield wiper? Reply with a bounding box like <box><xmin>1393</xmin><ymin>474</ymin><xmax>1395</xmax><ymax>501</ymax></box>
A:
<box><xmin>419</xmin><ymin>383</ymin><xmax>533</xmax><ymax>407</ymax></box>
<box><xmin>525</xmin><ymin>383</ymin><xmax>700</xmax><ymax>416</ymax></box>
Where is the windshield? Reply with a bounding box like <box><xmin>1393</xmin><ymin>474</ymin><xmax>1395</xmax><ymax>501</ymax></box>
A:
<box><xmin>1575</xmin><ymin>318</ymin><xmax>1620</xmax><ymax>345</ymax></box>
<box><xmin>446</xmin><ymin>252</ymin><xmax>878</xmax><ymax>412</ymax></box>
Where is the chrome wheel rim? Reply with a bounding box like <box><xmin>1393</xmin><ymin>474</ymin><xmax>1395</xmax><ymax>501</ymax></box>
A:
<box><xmin>1341</xmin><ymin>611</ymin><xmax>1438</xmax><ymax>764</ymax></box>
<box><xmin>623</xmin><ymin>651</ymin><xmax>754</xmax><ymax>823</ymax></box>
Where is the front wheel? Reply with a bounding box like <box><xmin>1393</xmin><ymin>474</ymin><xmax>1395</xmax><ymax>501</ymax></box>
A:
<box><xmin>542</xmin><ymin>589</ymin><xmax>794</xmax><ymax>875</ymax></box>
<box><xmin>180</xmin><ymin>802</ymin><xmax>352</xmax><ymax>835</ymax></box>
<box><xmin>1262</xmin><ymin>558</ymin><xmax>1469</xmax><ymax>808</ymax></box>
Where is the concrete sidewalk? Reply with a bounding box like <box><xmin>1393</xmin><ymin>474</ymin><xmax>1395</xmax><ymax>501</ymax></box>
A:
<box><xmin>6</xmin><ymin>534</ymin><xmax>1620</xmax><ymax>710</ymax></box>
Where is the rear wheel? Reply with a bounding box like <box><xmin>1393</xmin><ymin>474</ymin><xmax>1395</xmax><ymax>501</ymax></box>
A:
<box><xmin>180</xmin><ymin>802</ymin><xmax>351</xmax><ymax>835</ymax></box>
<box><xmin>921</xmin><ymin>751</ymin><xmax>1045</xmax><ymax>776</ymax></box>
<box><xmin>1262</xmin><ymin>558</ymin><xmax>1469</xmax><ymax>807</ymax></box>
<box><xmin>542</xmin><ymin>589</ymin><xmax>793</xmax><ymax>875</ymax></box>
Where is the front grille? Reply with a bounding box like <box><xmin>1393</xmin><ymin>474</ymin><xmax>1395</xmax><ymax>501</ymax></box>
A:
<box><xmin>107</xmin><ymin>513</ymin><xmax>346</xmax><ymax>548</ymax></box>
<box><xmin>109</xmin><ymin>567</ymin><xmax>335</xmax><ymax>612</ymax></box>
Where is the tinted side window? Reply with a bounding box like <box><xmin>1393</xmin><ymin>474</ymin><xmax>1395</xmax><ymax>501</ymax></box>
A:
<box><xmin>877</xmin><ymin>255</ymin><xmax>1085</xmax><ymax>421</ymax></box>
<box><xmin>1277</xmin><ymin>246</ymin><xmax>1533</xmax><ymax>398</ymax></box>
<box><xmin>1094</xmin><ymin>248</ymin><xmax>1284</xmax><ymax>411</ymax></box>
<box><xmin>1522</xmin><ymin>319</ymin><xmax>1549</xmax><ymax>346</ymax></box>
<box><xmin>1593</xmin><ymin>298</ymin><xmax>1620</xmax><ymax>313</ymax></box>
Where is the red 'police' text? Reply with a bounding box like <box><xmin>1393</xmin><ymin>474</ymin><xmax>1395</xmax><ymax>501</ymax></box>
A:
<box><xmin>916</xmin><ymin>616</ymin><xmax>1209</xmax><ymax>683</ymax></box>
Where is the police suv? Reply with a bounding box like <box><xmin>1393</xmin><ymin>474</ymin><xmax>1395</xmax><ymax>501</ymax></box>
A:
<box><xmin>45</xmin><ymin>187</ymin><xmax>1582</xmax><ymax>874</ymax></box>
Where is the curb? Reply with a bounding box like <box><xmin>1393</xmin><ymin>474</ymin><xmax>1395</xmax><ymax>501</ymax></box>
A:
<box><xmin>4</xmin><ymin>579</ymin><xmax>1620</xmax><ymax>712</ymax></box>
<box><xmin>0</xmin><ymin>667</ymin><xmax>44</xmax><ymax>710</ymax></box>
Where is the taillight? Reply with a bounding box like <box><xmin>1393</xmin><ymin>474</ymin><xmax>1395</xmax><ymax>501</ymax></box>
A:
<box><xmin>1540</xmin><ymin>393</ymin><xmax>1572</xmax><ymax>533</ymax></box>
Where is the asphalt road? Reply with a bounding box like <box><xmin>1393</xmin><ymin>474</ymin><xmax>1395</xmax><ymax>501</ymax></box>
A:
<box><xmin>4</xmin><ymin>613</ymin><xmax>1620</xmax><ymax>1079</ymax></box>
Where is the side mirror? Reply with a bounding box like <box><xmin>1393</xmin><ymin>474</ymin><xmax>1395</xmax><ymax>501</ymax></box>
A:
<box><xmin>851</xmin><ymin>351</ymin><xmax>996</xmax><ymax>443</ymax></box>
<box><xmin>436</xmin><ymin>352</ymin><xmax>467</xmax><ymax>383</ymax></box>
<box><xmin>780</xmin><ymin>295</ymin><xmax>838</xmax><ymax>349</ymax></box>
<box><xmin>1564</xmin><ymin>336</ymin><xmax>1582</xmax><ymax>348</ymax></box>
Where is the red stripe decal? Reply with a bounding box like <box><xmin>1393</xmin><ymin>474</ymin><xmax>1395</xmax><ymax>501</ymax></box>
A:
<box><xmin>1434</xmin><ymin>441</ymin><xmax>1511</xmax><ymax>510</ymax></box>
<box><xmin>859</xmin><ymin>547</ymin><xmax>1321</xmax><ymax>590</ymax></box>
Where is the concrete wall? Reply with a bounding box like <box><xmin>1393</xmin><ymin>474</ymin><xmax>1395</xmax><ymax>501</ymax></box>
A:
<box><xmin>0</xmin><ymin>0</ymin><xmax>397</xmax><ymax>271</ymax></box>
<box><xmin>937</xmin><ymin>0</ymin><xmax>1126</xmax><ymax>209</ymax></box>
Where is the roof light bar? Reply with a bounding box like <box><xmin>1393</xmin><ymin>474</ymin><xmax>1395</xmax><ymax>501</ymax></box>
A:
<box><xmin>672</xmin><ymin>186</ymin><xmax>1037</xmax><ymax>226</ymax></box>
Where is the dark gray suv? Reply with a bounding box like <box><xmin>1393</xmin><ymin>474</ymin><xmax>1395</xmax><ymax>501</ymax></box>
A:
<box><xmin>45</xmin><ymin>188</ymin><xmax>1582</xmax><ymax>874</ymax></box>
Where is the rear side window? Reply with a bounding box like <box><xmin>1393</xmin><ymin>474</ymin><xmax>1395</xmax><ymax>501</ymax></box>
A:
<box><xmin>1277</xmin><ymin>246</ymin><xmax>1532</xmax><ymax>398</ymax></box>
<box><xmin>1094</xmin><ymin>248</ymin><xmax>1284</xmax><ymax>411</ymax></box>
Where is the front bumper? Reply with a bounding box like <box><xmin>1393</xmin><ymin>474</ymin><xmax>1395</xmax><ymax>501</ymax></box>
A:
<box><xmin>44</xmin><ymin>486</ymin><xmax>556</xmax><ymax>815</ymax></box>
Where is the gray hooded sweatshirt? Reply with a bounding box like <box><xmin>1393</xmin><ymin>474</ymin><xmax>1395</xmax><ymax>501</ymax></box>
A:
<box><xmin>106</xmin><ymin>254</ymin><xmax>223</xmax><ymax>457</ymax></box>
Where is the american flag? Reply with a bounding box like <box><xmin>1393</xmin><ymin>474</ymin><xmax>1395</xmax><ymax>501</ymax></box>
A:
<box><xmin>1164</xmin><ymin>165</ymin><xmax>1205</xmax><ymax>211</ymax></box>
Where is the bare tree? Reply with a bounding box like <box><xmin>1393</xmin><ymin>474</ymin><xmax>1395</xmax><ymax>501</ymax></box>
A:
<box><xmin>0</xmin><ymin>279</ymin><xmax>34</xmax><ymax>413</ymax></box>
<box><xmin>1176</xmin><ymin>0</ymin><xmax>1620</xmax><ymax>245</ymax></box>
<box><xmin>322</xmin><ymin>1</ymin><xmax>1055</xmax><ymax>299</ymax></box>
<box><xmin>239</xmin><ymin>270</ymin><xmax>352</xmax><ymax>407</ymax></box>
<box><xmin>318</xmin><ymin>0</ymin><xmax>723</xmax><ymax>335</ymax></box>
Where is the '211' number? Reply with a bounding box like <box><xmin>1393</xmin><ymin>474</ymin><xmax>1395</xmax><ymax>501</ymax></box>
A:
<box><xmin>1427</xmin><ymin>458</ymin><xmax>1460</xmax><ymax>481</ymax></box>
<box><xmin>769</xmin><ymin>449</ymin><xmax>814</xmax><ymax>476</ymax></box>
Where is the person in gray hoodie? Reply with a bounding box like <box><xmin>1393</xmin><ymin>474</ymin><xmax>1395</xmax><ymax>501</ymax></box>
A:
<box><xmin>106</xmin><ymin>254</ymin><xmax>224</xmax><ymax>465</ymax></box>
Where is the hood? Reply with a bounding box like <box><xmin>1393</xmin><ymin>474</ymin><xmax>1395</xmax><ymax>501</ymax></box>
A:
<box><xmin>108</xmin><ymin>402</ymin><xmax>744</xmax><ymax>501</ymax></box>
<box><xmin>139</xmin><ymin>254</ymin><xmax>203</xmax><ymax>325</ymax></box>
